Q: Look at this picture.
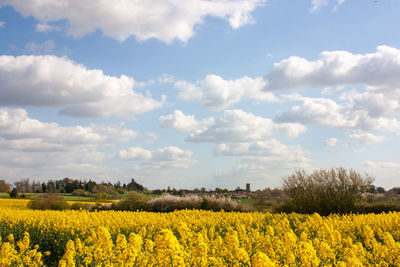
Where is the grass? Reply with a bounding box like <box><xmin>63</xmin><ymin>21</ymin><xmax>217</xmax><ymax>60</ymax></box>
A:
<box><xmin>0</xmin><ymin>192</ymin><xmax>95</xmax><ymax>202</ymax></box>
<box><xmin>58</xmin><ymin>194</ymin><xmax>93</xmax><ymax>201</ymax></box>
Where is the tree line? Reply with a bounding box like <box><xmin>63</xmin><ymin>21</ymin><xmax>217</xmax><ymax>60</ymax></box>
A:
<box><xmin>0</xmin><ymin>177</ymin><xmax>145</xmax><ymax>195</ymax></box>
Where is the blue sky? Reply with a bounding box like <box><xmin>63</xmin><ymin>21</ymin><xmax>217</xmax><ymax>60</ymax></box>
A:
<box><xmin>0</xmin><ymin>0</ymin><xmax>400</xmax><ymax>190</ymax></box>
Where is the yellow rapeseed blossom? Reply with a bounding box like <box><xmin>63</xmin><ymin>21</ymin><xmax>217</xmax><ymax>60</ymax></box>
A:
<box><xmin>1</xmin><ymin>199</ymin><xmax>400</xmax><ymax>266</ymax></box>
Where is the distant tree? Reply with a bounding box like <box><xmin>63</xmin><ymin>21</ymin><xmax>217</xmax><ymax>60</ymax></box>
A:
<box><xmin>41</xmin><ymin>183</ymin><xmax>47</xmax><ymax>193</ymax></box>
<box><xmin>388</xmin><ymin>187</ymin><xmax>400</xmax><ymax>195</ymax></box>
<box><xmin>31</xmin><ymin>180</ymin><xmax>42</xmax><ymax>193</ymax></box>
<box><xmin>126</xmin><ymin>179</ymin><xmax>145</xmax><ymax>192</ymax></box>
<box><xmin>367</xmin><ymin>184</ymin><xmax>377</xmax><ymax>194</ymax></box>
<box><xmin>46</xmin><ymin>180</ymin><xmax>58</xmax><ymax>193</ymax></box>
<box><xmin>377</xmin><ymin>187</ymin><xmax>386</xmax><ymax>194</ymax></box>
<box><xmin>85</xmin><ymin>180</ymin><xmax>97</xmax><ymax>192</ymax></box>
<box><xmin>14</xmin><ymin>178</ymin><xmax>32</xmax><ymax>193</ymax></box>
<box><xmin>0</xmin><ymin>179</ymin><xmax>10</xmax><ymax>192</ymax></box>
<box><xmin>114</xmin><ymin>181</ymin><xmax>122</xmax><ymax>189</ymax></box>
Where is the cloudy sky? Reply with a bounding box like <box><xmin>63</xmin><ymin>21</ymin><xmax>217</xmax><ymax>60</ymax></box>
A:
<box><xmin>0</xmin><ymin>0</ymin><xmax>400</xmax><ymax>190</ymax></box>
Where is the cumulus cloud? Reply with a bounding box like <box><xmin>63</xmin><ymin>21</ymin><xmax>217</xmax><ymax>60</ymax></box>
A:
<box><xmin>176</xmin><ymin>74</ymin><xmax>276</xmax><ymax>110</ymax></box>
<box><xmin>117</xmin><ymin>146</ymin><xmax>196</xmax><ymax>169</ymax></box>
<box><xmin>1</xmin><ymin>0</ymin><xmax>265</xmax><ymax>43</ymax></box>
<box><xmin>324</xmin><ymin>137</ymin><xmax>338</xmax><ymax>147</ymax></box>
<box><xmin>349</xmin><ymin>132</ymin><xmax>386</xmax><ymax>144</ymax></box>
<box><xmin>0</xmin><ymin>55</ymin><xmax>164</xmax><ymax>118</ymax></box>
<box><xmin>276</xmin><ymin>95</ymin><xmax>348</xmax><ymax>127</ymax></box>
<box><xmin>213</xmin><ymin>140</ymin><xmax>311</xmax><ymax>187</ymax></box>
<box><xmin>0</xmin><ymin>107</ymin><xmax>137</xmax><ymax>151</ymax></box>
<box><xmin>0</xmin><ymin>107</ymin><xmax>137</xmax><ymax>179</ymax></box>
<box><xmin>159</xmin><ymin>110</ymin><xmax>215</xmax><ymax>132</ymax></box>
<box><xmin>214</xmin><ymin>140</ymin><xmax>310</xmax><ymax>166</ymax></box>
<box><xmin>267</xmin><ymin>46</ymin><xmax>400</xmax><ymax>140</ymax></box>
<box><xmin>276</xmin><ymin>94</ymin><xmax>400</xmax><ymax>133</ymax></box>
<box><xmin>163</xmin><ymin>109</ymin><xmax>310</xmax><ymax>186</ymax></box>
<box><xmin>187</xmin><ymin>109</ymin><xmax>306</xmax><ymax>143</ymax></box>
<box><xmin>35</xmin><ymin>22</ymin><xmax>59</xmax><ymax>32</ymax></box>
<box><xmin>265</xmin><ymin>45</ymin><xmax>400</xmax><ymax>91</ymax></box>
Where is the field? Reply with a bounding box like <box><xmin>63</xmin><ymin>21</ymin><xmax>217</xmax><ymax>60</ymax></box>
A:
<box><xmin>1</xmin><ymin>199</ymin><xmax>400</xmax><ymax>266</ymax></box>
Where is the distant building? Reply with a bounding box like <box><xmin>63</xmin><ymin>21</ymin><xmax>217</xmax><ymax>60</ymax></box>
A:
<box><xmin>246</xmin><ymin>183</ymin><xmax>250</xmax><ymax>192</ymax></box>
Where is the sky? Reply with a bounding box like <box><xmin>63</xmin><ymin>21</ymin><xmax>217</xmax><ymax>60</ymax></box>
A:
<box><xmin>0</xmin><ymin>0</ymin><xmax>400</xmax><ymax>190</ymax></box>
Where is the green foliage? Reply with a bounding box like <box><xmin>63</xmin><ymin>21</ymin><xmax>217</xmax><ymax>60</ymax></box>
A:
<box><xmin>28</xmin><ymin>194</ymin><xmax>70</xmax><ymax>210</ymax></box>
<box><xmin>72</xmin><ymin>188</ymin><xmax>91</xmax><ymax>197</ymax></box>
<box><xmin>275</xmin><ymin>168</ymin><xmax>373</xmax><ymax>215</ymax></box>
<box><xmin>9</xmin><ymin>188</ymin><xmax>18</xmax><ymax>198</ymax></box>
<box><xmin>113</xmin><ymin>191</ymin><xmax>150</xmax><ymax>211</ymax></box>
<box><xmin>126</xmin><ymin>178</ymin><xmax>145</xmax><ymax>191</ymax></box>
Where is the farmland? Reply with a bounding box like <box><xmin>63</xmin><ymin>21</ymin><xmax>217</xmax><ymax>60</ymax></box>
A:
<box><xmin>1</xmin><ymin>199</ymin><xmax>400</xmax><ymax>266</ymax></box>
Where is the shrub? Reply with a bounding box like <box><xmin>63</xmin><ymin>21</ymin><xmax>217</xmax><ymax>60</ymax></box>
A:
<box><xmin>72</xmin><ymin>189</ymin><xmax>92</xmax><ymax>197</ymax></box>
<box><xmin>147</xmin><ymin>194</ymin><xmax>245</xmax><ymax>212</ymax></box>
<box><xmin>113</xmin><ymin>191</ymin><xmax>150</xmax><ymax>211</ymax></box>
<box><xmin>275</xmin><ymin>168</ymin><xmax>373</xmax><ymax>215</ymax></box>
<box><xmin>9</xmin><ymin>188</ymin><xmax>18</xmax><ymax>198</ymax></box>
<box><xmin>148</xmin><ymin>194</ymin><xmax>203</xmax><ymax>212</ymax></box>
<box><xmin>28</xmin><ymin>194</ymin><xmax>70</xmax><ymax>210</ymax></box>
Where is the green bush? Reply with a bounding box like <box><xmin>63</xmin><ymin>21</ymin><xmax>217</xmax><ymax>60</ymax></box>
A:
<box><xmin>113</xmin><ymin>191</ymin><xmax>150</xmax><ymax>211</ymax></box>
<box><xmin>275</xmin><ymin>168</ymin><xmax>373</xmax><ymax>215</ymax></box>
<box><xmin>72</xmin><ymin>189</ymin><xmax>92</xmax><ymax>197</ymax></box>
<box><xmin>28</xmin><ymin>194</ymin><xmax>70</xmax><ymax>210</ymax></box>
<box><xmin>9</xmin><ymin>188</ymin><xmax>18</xmax><ymax>198</ymax></box>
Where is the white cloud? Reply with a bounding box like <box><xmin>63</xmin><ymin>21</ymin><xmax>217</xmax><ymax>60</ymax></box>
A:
<box><xmin>0</xmin><ymin>55</ymin><xmax>164</xmax><ymax>118</ymax></box>
<box><xmin>159</xmin><ymin>109</ymin><xmax>310</xmax><ymax>187</ymax></box>
<box><xmin>349</xmin><ymin>132</ymin><xmax>386</xmax><ymax>144</ymax></box>
<box><xmin>310</xmin><ymin>0</ymin><xmax>328</xmax><ymax>13</ymax></box>
<box><xmin>2</xmin><ymin>0</ymin><xmax>265</xmax><ymax>43</ymax></box>
<box><xmin>343</xmin><ymin>90</ymin><xmax>400</xmax><ymax>119</ymax></box>
<box><xmin>0</xmin><ymin>108</ymin><xmax>137</xmax><ymax>151</ymax></box>
<box><xmin>159</xmin><ymin>110</ymin><xmax>215</xmax><ymax>132</ymax></box>
<box><xmin>117</xmin><ymin>146</ymin><xmax>196</xmax><ymax>169</ymax></box>
<box><xmin>276</xmin><ymin>94</ymin><xmax>400</xmax><ymax>133</ymax></box>
<box><xmin>276</xmin><ymin>95</ymin><xmax>348</xmax><ymax>127</ymax></box>
<box><xmin>267</xmin><ymin>46</ymin><xmax>400</xmax><ymax>141</ymax></box>
<box><xmin>176</xmin><ymin>74</ymin><xmax>276</xmax><ymax>110</ymax></box>
<box><xmin>0</xmin><ymin>107</ymin><xmax>137</xmax><ymax>179</ymax></box>
<box><xmin>0</xmin><ymin>21</ymin><xmax>4</xmax><ymax>27</ymax></box>
<box><xmin>35</xmin><ymin>22</ymin><xmax>60</xmax><ymax>32</ymax></box>
<box><xmin>187</xmin><ymin>109</ymin><xmax>306</xmax><ymax>143</ymax></box>
<box><xmin>265</xmin><ymin>45</ymin><xmax>400</xmax><ymax>91</ymax></box>
<box><xmin>213</xmin><ymin>140</ymin><xmax>311</xmax><ymax>187</ymax></box>
<box><xmin>324</xmin><ymin>137</ymin><xmax>338</xmax><ymax>147</ymax></box>
<box><xmin>24</xmin><ymin>40</ymin><xmax>55</xmax><ymax>54</ymax></box>
<box><xmin>214</xmin><ymin>140</ymin><xmax>310</xmax><ymax>165</ymax></box>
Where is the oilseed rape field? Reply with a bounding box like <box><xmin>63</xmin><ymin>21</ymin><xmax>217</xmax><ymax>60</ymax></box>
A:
<box><xmin>1</xmin><ymin>199</ymin><xmax>400</xmax><ymax>266</ymax></box>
